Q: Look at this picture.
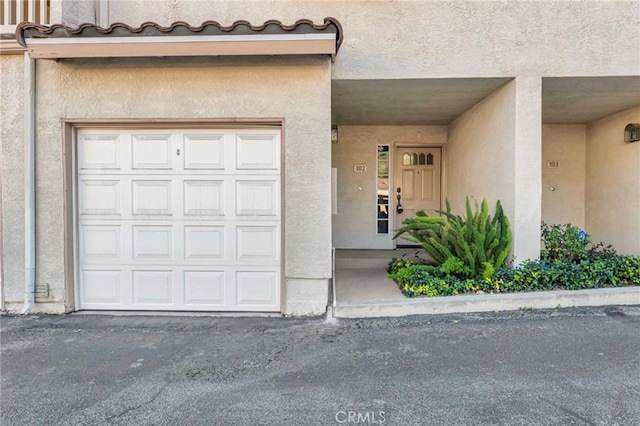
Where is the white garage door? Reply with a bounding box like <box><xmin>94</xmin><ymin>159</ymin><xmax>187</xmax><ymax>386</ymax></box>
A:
<box><xmin>75</xmin><ymin>128</ymin><xmax>281</xmax><ymax>312</ymax></box>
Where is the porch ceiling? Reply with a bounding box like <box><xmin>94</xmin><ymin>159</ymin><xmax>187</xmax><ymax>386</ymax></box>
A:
<box><xmin>332</xmin><ymin>78</ymin><xmax>511</xmax><ymax>126</ymax></box>
<box><xmin>542</xmin><ymin>76</ymin><xmax>640</xmax><ymax>124</ymax></box>
<box><xmin>332</xmin><ymin>76</ymin><xmax>640</xmax><ymax>126</ymax></box>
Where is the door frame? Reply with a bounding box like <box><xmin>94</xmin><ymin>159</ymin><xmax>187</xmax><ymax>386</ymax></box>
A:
<box><xmin>391</xmin><ymin>143</ymin><xmax>447</xmax><ymax>249</ymax></box>
<box><xmin>62</xmin><ymin>119</ymin><xmax>285</xmax><ymax>313</ymax></box>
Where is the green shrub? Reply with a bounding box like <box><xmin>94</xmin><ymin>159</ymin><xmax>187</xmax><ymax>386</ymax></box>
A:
<box><xmin>388</xmin><ymin>264</ymin><xmax>477</xmax><ymax>297</ymax></box>
<box><xmin>391</xmin><ymin>255</ymin><xmax>640</xmax><ymax>298</ymax></box>
<box><xmin>586</xmin><ymin>241</ymin><xmax>619</xmax><ymax>261</ymax></box>
<box><xmin>389</xmin><ymin>220</ymin><xmax>639</xmax><ymax>298</ymax></box>
<box><xmin>393</xmin><ymin>197</ymin><xmax>512</xmax><ymax>278</ymax></box>
<box><xmin>497</xmin><ymin>255</ymin><xmax>640</xmax><ymax>292</ymax></box>
<box><xmin>386</xmin><ymin>250</ymin><xmax>432</xmax><ymax>274</ymax></box>
<box><xmin>387</xmin><ymin>257</ymin><xmax>413</xmax><ymax>275</ymax></box>
<box><xmin>439</xmin><ymin>256</ymin><xmax>472</xmax><ymax>278</ymax></box>
<box><xmin>541</xmin><ymin>222</ymin><xmax>589</xmax><ymax>262</ymax></box>
<box><xmin>616</xmin><ymin>255</ymin><xmax>640</xmax><ymax>284</ymax></box>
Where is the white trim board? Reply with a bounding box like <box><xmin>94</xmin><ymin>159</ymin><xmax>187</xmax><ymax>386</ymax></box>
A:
<box><xmin>22</xmin><ymin>33</ymin><xmax>337</xmax><ymax>59</ymax></box>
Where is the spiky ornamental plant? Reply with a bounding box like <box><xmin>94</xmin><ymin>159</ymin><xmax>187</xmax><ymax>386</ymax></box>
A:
<box><xmin>393</xmin><ymin>197</ymin><xmax>513</xmax><ymax>277</ymax></box>
<box><xmin>392</xmin><ymin>213</ymin><xmax>448</xmax><ymax>257</ymax></box>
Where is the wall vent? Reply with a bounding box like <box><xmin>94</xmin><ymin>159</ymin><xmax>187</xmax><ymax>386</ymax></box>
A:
<box><xmin>35</xmin><ymin>283</ymin><xmax>49</xmax><ymax>301</ymax></box>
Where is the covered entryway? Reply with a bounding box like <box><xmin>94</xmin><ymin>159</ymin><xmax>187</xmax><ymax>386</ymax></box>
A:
<box><xmin>331</xmin><ymin>78</ymin><xmax>511</xmax><ymax>251</ymax></box>
<box><xmin>75</xmin><ymin>128</ymin><xmax>282</xmax><ymax>312</ymax></box>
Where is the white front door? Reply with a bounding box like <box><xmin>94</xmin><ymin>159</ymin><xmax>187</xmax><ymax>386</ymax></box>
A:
<box><xmin>393</xmin><ymin>147</ymin><xmax>441</xmax><ymax>245</ymax></box>
<box><xmin>75</xmin><ymin>128</ymin><xmax>281</xmax><ymax>312</ymax></box>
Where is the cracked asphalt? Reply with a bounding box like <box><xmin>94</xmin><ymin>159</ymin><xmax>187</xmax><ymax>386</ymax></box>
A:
<box><xmin>1</xmin><ymin>306</ymin><xmax>639</xmax><ymax>425</ymax></box>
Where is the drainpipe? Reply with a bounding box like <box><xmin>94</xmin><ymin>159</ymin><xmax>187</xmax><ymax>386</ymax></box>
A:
<box><xmin>98</xmin><ymin>0</ymin><xmax>109</xmax><ymax>27</ymax></box>
<box><xmin>332</xmin><ymin>247</ymin><xmax>337</xmax><ymax>308</ymax></box>
<box><xmin>21</xmin><ymin>52</ymin><xmax>35</xmax><ymax>315</ymax></box>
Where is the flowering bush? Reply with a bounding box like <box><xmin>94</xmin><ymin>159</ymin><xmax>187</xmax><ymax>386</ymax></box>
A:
<box><xmin>541</xmin><ymin>222</ymin><xmax>590</xmax><ymax>262</ymax></box>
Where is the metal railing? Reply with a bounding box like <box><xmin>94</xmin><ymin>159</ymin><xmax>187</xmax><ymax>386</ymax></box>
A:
<box><xmin>1</xmin><ymin>0</ymin><xmax>50</xmax><ymax>34</ymax></box>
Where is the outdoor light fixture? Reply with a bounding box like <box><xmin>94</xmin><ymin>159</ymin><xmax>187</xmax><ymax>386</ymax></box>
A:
<box><xmin>624</xmin><ymin>123</ymin><xmax>640</xmax><ymax>143</ymax></box>
<box><xmin>331</xmin><ymin>126</ymin><xmax>338</xmax><ymax>144</ymax></box>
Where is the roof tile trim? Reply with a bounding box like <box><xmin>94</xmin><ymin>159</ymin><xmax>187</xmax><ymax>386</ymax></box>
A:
<box><xmin>16</xmin><ymin>17</ymin><xmax>343</xmax><ymax>51</ymax></box>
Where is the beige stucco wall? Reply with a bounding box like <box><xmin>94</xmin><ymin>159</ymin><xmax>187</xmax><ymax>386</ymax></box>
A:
<box><xmin>59</xmin><ymin>0</ymin><xmax>97</xmax><ymax>26</ymax></box>
<box><xmin>586</xmin><ymin>106</ymin><xmax>640</xmax><ymax>255</ymax></box>
<box><xmin>448</xmin><ymin>78</ymin><xmax>542</xmax><ymax>263</ymax></box>
<box><xmin>447</xmin><ymin>81</ymin><xmax>516</xmax><ymax>221</ymax></box>
<box><xmin>0</xmin><ymin>55</ymin><xmax>25</xmax><ymax>308</ymax></box>
<box><xmin>101</xmin><ymin>0</ymin><xmax>640</xmax><ymax>79</ymax></box>
<box><xmin>331</xmin><ymin>126</ymin><xmax>447</xmax><ymax>249</ymax></box>
<box><xmin>2</xmin><ymin>55</ymin><xmax>332</xmax><ymax>315</ymax></box>
<box><xmin>541</xmin><ymin>125</ymin><xmax>586</xmax><ymax>228</ymax></box>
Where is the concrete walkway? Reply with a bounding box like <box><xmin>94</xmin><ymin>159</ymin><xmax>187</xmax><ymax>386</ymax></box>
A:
<box><xmin>334</xmin><ymin>249</ymin><xmax>409</xmax><ymax>302</ymax></box>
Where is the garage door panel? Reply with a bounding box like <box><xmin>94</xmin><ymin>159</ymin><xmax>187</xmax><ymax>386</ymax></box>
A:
<box><xmin>79</xmin><ymin>179</ymin><xmax>121</xmax><ymax>216</ymax></box>
<box><xmin>78</xmin><ymin>134</ymin><xmax>121</xmax><ymax>170</ymax></box>
<box><xmin>78</xmin><ymin>128</ymin><xmax>281</xmax><ymax>312</ymax></box>
<box><xmin>236</xmin><ymin>271</ymin><xmax>278</xmax><ymax>307</ymax></box>
<box><xmin>132</xmin><ymin>180</ymin><xmax>172</xmax><ymax>216</ymax></box>
<box><xmin>184</xmin><ymin>271</ymin><xmax>226</xmax><ymax>305</ymax></box>
<box><xmin>133</xmin><ymin>226</ymin><xmax>174</xmax><ymax>259</ymax></box>
<box><xmin>183</xmin><ymin>134</ymin><xmax>225</xmax><ymax>170</ymax></box>
<box><xmin>236</xmin><ymin>179</ymin><xmax>279</xmax><ymax>216</ymax></box>
<box><xmin>236</xmin><ymin>226</ymin><xmax>279</xmax><ymax>262</ymax></box>
<box><xmin>184</xmin><ymin>226</ymin><xmax>225</xmax><ymax>260</ymax></box>
<box><xmin>81</xmin><ymin>270</ymin><xmax>122</xmax><ymax>304</ymax></box>
<box><xmin>132</xmin><ymin>134</ymin><xmax>173</xmax><ymax>170</ymax></box>
<box><xmin>80</xmin><ymin>225</ymin><xmax>121</xmax><ymax>261</ymax></box>
<box><xmin>236</xmin><ymin>134</ymin><xmax>279</xmax><ymax>170</ymax></box>
<box><xmin>183</xmin><ymin>180</ymin><xmax>224</xmax><ymax>216</ymax></box>
<box><xmin>132</xmin><ymin>270</ymin><xmax>173</xmax><ymax>304</ymax></box>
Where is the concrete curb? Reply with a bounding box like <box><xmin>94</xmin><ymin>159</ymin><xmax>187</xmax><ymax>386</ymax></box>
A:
<box><xmin>333</xmin><ymin>286</ymin><xmax>640</xmax><ymax>318</ymax></box>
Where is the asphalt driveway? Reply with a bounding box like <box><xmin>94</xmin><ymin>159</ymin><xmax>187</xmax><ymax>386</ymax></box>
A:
<box><xmin>1</xmin><ymin>307</ymin><xmax>639</xmax><ymax>425</ymax></box>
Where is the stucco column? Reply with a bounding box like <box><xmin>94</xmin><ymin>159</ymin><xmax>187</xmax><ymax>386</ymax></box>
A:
<box><xmin>513</xmin><ymin>76</ymin><xmax>542</xmax><ymax>262</ymax></box>
<box><xmin>48</xmin><ymin>0</ymin><xmax>63</xmax><ymax>22</ymax></box>
<box><xmin>51</xmin><ymin>0</ymin><xmax>97</xmax><ymax>26</ymax></box>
